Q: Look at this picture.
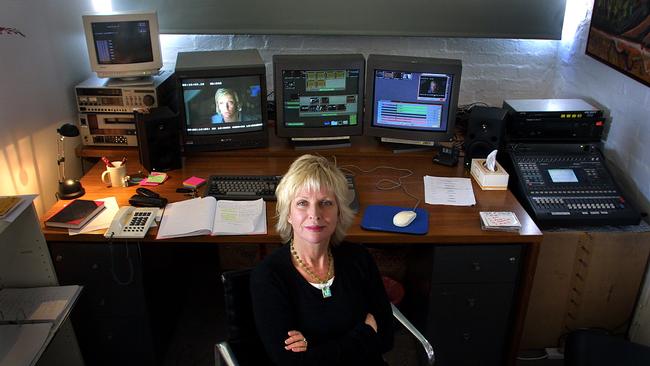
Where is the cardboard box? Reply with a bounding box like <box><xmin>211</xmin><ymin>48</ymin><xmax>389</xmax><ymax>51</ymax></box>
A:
<box><xmin>470</xmin><ymin>158</ymin><xmax>509</xmax><ymax>190</ymax></box>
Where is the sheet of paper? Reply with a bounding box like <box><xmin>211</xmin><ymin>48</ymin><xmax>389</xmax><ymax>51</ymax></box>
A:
<box><xmin>0</xmin><ymin>194</ymin><xmax>37</xmax><ymax>224</ymax></box>
<box><xmin>0</xmin><ymin>323</ymin><xmax>52</xmax><ymax>366</ymax></box>
<box><xmin>212</xmin><ymin>198</ymin><xmax>267</xmax><ymax>235</ymax></box>
<box><xmin>424</xmin><ymin>176</ymin><xmax>476</xmax><ymax>206</ymax></box>
<box><xmin>156</xmin><ymin>197</ymin><xmax>216</xmax><ymax>239</ymax></box>
<box><xmin>0</xmin><ymin>286</ymin><xmax>80</xmax><ymax>324</ymax></box>
<box><xmin>68</xmin><ymin>197</ymin><xmax>119</xmax><ymax>235</ymax></box>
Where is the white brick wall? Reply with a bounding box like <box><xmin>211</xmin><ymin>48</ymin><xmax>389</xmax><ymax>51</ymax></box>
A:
<box><xmin>161</xmin><ymin>35</ymin><xmax>559</xmax><ymax>107</ymax></box>
<box><xmin>159</xmin><ymin>1</ymin><xmax>649</xmax><ymax>220</ymax></box>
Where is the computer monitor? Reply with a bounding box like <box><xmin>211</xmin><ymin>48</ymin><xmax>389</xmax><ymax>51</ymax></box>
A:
<box><xmin>175</xmin><ymin>49</ymin><xmax>268</xmax><ymax>152</ymax></box>
<box><xmin>274</xmin><ymin>54</ymin><xmax>365</xmax><ymax>149</ymax></box>
<box><xmin>364</xmin><ymin>54</ymin><xmax>462</xmax><ymax>150</ymax></box>
<box><xmin>82</xmin><ymin>11</ymin><xmax>163</xmax><ymax>80</ymax></box>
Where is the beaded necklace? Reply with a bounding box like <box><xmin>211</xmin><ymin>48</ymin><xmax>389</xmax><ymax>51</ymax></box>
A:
<box><xmin>290</xmin><ymin>240</ymin><xmax>334</xmax><ymax>298</ymax></box>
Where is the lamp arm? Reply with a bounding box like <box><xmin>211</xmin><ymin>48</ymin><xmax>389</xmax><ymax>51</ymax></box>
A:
<box><xmin>57</xmin><ymin>136</ymin><xmax>66</xmax><ymax>182</ymax></box>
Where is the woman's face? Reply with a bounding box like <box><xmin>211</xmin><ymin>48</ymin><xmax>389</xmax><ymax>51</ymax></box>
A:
<box><xmin>288</xmin><ymin>186</ymin><xmax>338</xmax><ymax>247</ymax></box>
<box><xmin>217</xmin><ymin>94</ymin><xmax>237</xmax><ymax>122</ymax></box>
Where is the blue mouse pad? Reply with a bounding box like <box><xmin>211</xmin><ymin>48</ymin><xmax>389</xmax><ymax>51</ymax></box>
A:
<box><xmin>361</xmin><ymin>205</ymin><xmax>429</xmax><ymax>235</ymax></box>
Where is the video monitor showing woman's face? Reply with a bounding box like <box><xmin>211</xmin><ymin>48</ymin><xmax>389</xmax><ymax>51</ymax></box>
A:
<box><xmin>181</xmin><ymin>75</ymin><xmax>264</xmax><ymax>135</ymax></box>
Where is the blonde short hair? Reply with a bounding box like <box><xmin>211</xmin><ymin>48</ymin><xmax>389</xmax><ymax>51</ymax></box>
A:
<box><xmin>275</xmin><ymin>154</ymin><xmax>355</xmax><ymax>245</ymax></box>
<box><xmin>214</xmin><ymin>88</ymin><xmax>240</xmax><ymax>111</ymax></box>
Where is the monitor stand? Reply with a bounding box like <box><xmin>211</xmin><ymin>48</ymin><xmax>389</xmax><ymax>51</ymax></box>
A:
<box><xmin>291</xmin><ymin>136</ymin><xmax>351</xmax><ymax>150</ymax></box>
<box><xmin>380</xmin><ymin>137</ymin><xmax>435</xmax><ymax>153</ymax></box>
<box><xmin>106</xmin><ymin>76</ymin><xmax>155</xmax><ymax>87</ymax></box>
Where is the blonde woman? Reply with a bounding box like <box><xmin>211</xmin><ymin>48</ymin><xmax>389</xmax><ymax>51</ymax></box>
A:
<box><xmin>251</xmin><ymin>154</ymin><xmax>393</xmax><ymax>365</ymax></box>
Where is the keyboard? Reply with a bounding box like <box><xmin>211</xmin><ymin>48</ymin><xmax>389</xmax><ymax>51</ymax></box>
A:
<box><xmin>205</xmin><ymin>175</ymin><xmax>359</xmax><ymax>210</ymax></box>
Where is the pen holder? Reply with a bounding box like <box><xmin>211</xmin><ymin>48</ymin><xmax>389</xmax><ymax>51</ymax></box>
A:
<box><xmin>470</xmin><ymin>159</ymin><xmax>509</xmax><ymax>190</ymax></box>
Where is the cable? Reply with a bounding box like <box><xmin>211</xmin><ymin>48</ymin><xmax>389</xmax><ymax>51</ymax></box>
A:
<box><xmin>335</xmin><ymin>158</ymin><xmax>420</xmax><ymax>211</ymax></box>
<box><xmin>516</xmin><ymin>354</ymin><xmax>549</xmax><ymax>361</ymax></box>
<box><xmin>109</xmin><ymin>240</ymin><xmax>135</xmax><ymax>286</ymax></box>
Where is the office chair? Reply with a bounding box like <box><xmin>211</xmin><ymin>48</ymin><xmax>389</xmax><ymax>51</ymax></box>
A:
<box><xmin>564</xmin><ymin>329</ymin><xmax>650</xmax><ymax>366</ymax></box>
<box><xmin>215</xmin><ymin>268</ymin><xmax>435</xmax><ymax>366</ymax></box>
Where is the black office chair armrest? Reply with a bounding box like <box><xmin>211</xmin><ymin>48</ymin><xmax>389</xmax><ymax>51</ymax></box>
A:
<box><xmin>391</xmin><ymin>303</ymin><xmax>435</xmax><ymax>366</ymax></box>
<box><xmin>215</xmin><ymin>341</ymin><xmax>238</xmax><ymax>366</ymax></box>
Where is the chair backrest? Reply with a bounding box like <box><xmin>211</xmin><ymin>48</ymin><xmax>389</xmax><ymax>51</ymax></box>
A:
<box><xmin>220</xmin><ymin>268</ymin><xmax>270</xmax><ymax>364</ymax></box>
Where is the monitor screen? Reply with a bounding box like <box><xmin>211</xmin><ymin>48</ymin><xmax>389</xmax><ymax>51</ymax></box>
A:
<box><xmin>181</xmin><ymin>76</ymin><xmax>265</xmax><ymax>136</ymax></box>
<box><xmin>83</xmin><ymin>11</ymin><xmax>163</xmax><ymax>79</ymax></box>
<box><xmin>175</xmin><ymin>49</ymin><xmax>269</xmax><ymax>152</ymax></box>
<box><xmin>91</xmin><ymin>20</ymin><xmax>154</xmax><ymax>65</ymax></box>
<box><xmin>364</xmin><ymin>54</ymin><xmax>462</xmax><ymax>146</ymax></box>
<box><xmin>274</xmin><ymin>54</ymin><xmax>365</xmax><ymax>145</ymax></box>
<box><xmin>281</xmin><ymin>69</ymin><xmax>360</xmax><ymax>129</ymax></box>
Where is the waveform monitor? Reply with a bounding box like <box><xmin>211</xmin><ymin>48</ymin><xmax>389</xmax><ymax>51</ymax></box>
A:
<box><xmin>82</xmin><ymin>11</ymin><xmax>163</xmax><ymax>80</ymax></box>
<box><xmin>364</xmin><ymin>54</ymin><xmax>462</xmax><ymax>150</ymax></box>
<box><xmin>274</xmin><ymin>54</ymin><xmax>364</xmax><ymax>149</ymax></box>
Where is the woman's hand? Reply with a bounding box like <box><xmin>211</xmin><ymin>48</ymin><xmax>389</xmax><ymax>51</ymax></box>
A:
<box><xmin>285</xmin><ymin>330</ymin><xmax>308</xmax><ymax>352</ymax></box>
<box><xmin>365</xmin><ymin>313</ymin><xmax>378</xmax><ymax>333</ymax></box>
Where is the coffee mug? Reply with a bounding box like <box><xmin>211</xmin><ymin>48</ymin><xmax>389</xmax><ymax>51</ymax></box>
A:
<box><xmin>101</xmin><ymin>162</ymin><xmax>127</xmax><ymax>187</ymax></box>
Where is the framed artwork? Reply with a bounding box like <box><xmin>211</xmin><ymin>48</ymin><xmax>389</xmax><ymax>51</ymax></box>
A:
<box><xmin>586</xmin><ymin>0</ymin><xmax>650</xmax><ymax>87</ymax></box>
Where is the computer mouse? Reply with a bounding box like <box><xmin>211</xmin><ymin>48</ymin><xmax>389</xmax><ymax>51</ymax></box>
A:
<box><xmin>393</xmin><ymin>210</ymin><xmax>417</xmax><ymax>227</ymax></box>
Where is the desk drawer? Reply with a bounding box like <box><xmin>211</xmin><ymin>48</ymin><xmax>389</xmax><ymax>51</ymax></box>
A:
<box><xmin>425</xmin><ymin>283</ymin><xmax>515</xmax><ymax>366</ymax></box>
<box><xmin>431</xmin><ymin>245</ymin><xmax>522</xmax><ymax>283</ymax></box>
<box><xmin>50</xmin><ymin>242</ymin><xmax>142</xmax><ymax>287</ymax></box>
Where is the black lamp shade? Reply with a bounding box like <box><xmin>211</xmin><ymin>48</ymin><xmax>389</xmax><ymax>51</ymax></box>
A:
<box><xmin>58</xmin><ymin>179</ymin><xmax>85</xmax><ymax>200</ymax></box>
<box><xmin>57</xmin><ymin>123</ymin><xmax>80</xmax><ymax>137</ymax></box>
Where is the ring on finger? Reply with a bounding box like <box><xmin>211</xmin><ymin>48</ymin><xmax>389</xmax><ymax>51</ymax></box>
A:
<box><xmin>303</xmin><ymin>338</ymin><xmax>308</xmax><ymax>346</ymax></box>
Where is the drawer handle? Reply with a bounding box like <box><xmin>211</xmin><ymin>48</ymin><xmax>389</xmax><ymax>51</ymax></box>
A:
<box><xmin>55</xmin><ymin>255</ymin><xmax>63</xmax><ymax>262</ymax></box>
<box><xmin>466</xmin><ymin>298</ymin><xmax>476</xmax><ymax>308</ymax></box>
<box><xmin>472</xmin><ymin>262</ymin><xmax>481</xmax><ymax>271</ymax></box>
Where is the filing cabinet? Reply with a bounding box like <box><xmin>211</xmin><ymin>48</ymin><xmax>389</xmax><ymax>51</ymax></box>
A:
<box><xmin>407</xmin><ymin>244</ymin><xmax>523</xmax><ymax>366</ymax></box>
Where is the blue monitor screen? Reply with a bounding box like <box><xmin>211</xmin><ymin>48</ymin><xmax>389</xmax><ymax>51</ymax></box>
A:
<box><xmin>373</xmin><ymin>70</ymin><xmax>454</xmax><ymax>132</ymax></box>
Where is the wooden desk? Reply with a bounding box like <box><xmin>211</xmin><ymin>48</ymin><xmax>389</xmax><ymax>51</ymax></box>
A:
<box><xmin>44</xmin><ymin>140</ymin><xmax>542</xmax><ymax>366</ymax></box>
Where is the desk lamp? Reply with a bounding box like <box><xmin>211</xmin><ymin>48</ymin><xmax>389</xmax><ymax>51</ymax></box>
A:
<box><xmin>56</xmin><ymin>123</ymin><xmax>85</xmax><ymax>200</ymax></box>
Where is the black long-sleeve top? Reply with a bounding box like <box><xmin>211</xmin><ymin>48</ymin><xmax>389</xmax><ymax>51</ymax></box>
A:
<box><xmin>250</xmin><ymin>243</ymin><xmax>393</xmax><ymax>366</ymax></box>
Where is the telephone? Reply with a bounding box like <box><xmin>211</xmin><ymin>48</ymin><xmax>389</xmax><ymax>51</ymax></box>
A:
<box><xmin>104</xmin><ymin>206</ymin><xmax>158</xmax><ymax>239</ymax></box>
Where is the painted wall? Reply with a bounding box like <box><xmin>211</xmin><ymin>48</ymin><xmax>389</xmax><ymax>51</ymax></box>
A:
<box><xmin>0</xmin><ymin>0</ymin><xmax>92</xmax><ymax>215</ymax></box>
<box><xmin>555</xmin><ymin>0</ymin><xmax>650</xmax><ymax>220</ymax></box>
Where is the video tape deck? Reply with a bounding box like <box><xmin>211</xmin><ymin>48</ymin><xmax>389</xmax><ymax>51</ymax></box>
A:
<box><xmin>503</xmin><ymin>99</ymin><xmax>605</xmax><ymax>143</ymax></box>
<box><xmin>75</xmin><ymin>69</ymin><xmax>175</xmax><ymax>113</ymax></box>
<box><xmin>79</xmin><ymin>113</ymin><xmax>138</xmax><ymax>147</ymax></box>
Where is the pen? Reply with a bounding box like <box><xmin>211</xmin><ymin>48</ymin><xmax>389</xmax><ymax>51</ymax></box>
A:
<box><xmin>120</xmin><ymin>156</ymin><xmax>127</xmax><ymax>165</ymax></box>
<box><xmin>101</xmin><ymin>156</ymin><xmax>114</xmax><ymax>167</ymax></box>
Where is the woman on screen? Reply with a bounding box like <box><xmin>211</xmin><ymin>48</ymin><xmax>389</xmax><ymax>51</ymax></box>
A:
<box><xmin>250</xmin><ymin>154</ymin><xmax>393</xmax><ymax>365</ymax></box>
<box><xmin>212</xmin><ymin>88</ymin><xmax>245</xmax><ymax>123</ymax></box>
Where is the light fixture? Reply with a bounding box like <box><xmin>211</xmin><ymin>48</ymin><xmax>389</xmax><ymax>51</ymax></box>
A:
<box><xmin>56</xmin><ymin>123</ymin><xmax>85</xmax><ymax>200</ymax></box>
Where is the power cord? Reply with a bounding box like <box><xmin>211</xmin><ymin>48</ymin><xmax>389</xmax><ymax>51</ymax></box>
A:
<box><xmin>335</xmin><ymin>159</ymin><xmax>420</xmax><ymax>211</ymax></box>
<box><xmin>108</xmin><ymin>235</ymin><xmax>135</xmax><ymax>286</ymax></box>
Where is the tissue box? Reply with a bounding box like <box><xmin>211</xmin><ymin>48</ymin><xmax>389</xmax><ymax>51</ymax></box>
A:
<box><xmin>470</xmin><ymin>158</ymin><xmax>509</xmax><ymax>190</ymax></box>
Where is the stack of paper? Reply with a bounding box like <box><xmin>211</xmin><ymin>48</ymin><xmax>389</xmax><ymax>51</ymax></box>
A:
<box><xmin>479</xmin><ymin>211</ymin><xmax>522</xmax><ymax>232</ymax></box>
<box><xmin>140</xmin><ymin>172</ymin><xmax>169</xmax><ymax>186</ymax></box>
<box><xmin>182</xmin><ymin>176</ymin><xmax>206</xmax><ymax>189</ymax></box>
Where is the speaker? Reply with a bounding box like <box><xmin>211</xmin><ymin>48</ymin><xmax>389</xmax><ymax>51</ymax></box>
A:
<box><xmin>463</xmin><ymin>106</ymin><xmax>507</xmax><ymax>168</ymax></box>
<box><xmin>135</xmin><ymin>107</ymin><xmax>182</xmax><ymax>172</ymax></box>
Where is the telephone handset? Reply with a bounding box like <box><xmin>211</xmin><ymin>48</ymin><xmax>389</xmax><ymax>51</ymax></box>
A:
<box><xmin>104</xmin><ymin>206</ymin><xmax>158</xmax><ymax>239</ymax></box>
